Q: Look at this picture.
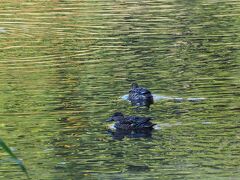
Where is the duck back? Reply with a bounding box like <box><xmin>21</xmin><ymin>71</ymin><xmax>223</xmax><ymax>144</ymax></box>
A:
<box><xmin>128</xmin><ymin>84</ymin><xmax>153</xmax><ymax>107</ymax></box>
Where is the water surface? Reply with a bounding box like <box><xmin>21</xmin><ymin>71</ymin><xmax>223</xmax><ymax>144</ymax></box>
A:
<box><xmin>0</xmin><ymin>0</ymin><xmax>239</xmax><ymax>179</ymax></box>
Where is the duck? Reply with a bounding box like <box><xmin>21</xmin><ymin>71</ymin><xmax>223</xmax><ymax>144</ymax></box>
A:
<box><xmin>128</xmin><ymin>83</ymin><xmax>154</xmax><ymax>107</ymax></box>
<box><xmin>106</xmin><ymin>112</ymin><xmax>155</xmax><ymax>130</ymax></box>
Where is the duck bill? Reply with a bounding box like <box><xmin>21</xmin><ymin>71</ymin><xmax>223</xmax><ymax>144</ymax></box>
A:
<box><xmin>106</xmin><ymin>117</ymin><xmax>114</xmax><ymax>122</ymax></box>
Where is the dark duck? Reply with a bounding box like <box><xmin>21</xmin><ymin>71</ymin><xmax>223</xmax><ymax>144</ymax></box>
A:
<box><xmin>107</xmin><ymin>112</ymin><xmax>155</xmax><ymax>130</ymax></box>
<box><xmin>128</xmin><ymin>83</ymin><xmax>154</xmax><ymax>107</ymax></box>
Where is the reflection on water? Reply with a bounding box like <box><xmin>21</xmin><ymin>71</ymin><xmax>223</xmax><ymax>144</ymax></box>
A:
<box><xmin>107</xmin><ymin>129</ymin><xmax>153</xmax><ymax>140</ymax></box>
<box><xmin>121</xmin><ymin>94</ymin><xmax>206</xmax><ymax>102</ymax></box>
<box><xmin>0</xmin><ymin>27</ymin><xmax>6</xmax><ymax>33</ymax></box>
<box><xmin>0</xmin><ymin>0</ymin><xmax>240</xmax><ymax>179</ymax></box>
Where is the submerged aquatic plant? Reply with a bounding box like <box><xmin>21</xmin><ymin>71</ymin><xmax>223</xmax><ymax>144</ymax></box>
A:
<box><xmin>0</xmin><ymin>138</ymin><xmax>29</xmax><ymax>179</ymax></box>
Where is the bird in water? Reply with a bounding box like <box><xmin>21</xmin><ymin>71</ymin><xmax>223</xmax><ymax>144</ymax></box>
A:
<box><xmin>128</xmin><ymin>83</ymin><xmax>154</xmax><ymax>107</ymax></box>
<box><xmin>106</xmin><ymin>112</ymin><xmax>155</xmax><ymax>130</ymax></box>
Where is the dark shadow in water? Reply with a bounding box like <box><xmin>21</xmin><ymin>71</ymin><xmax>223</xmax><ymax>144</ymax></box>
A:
<box><xmin>107</xmin><ymin>128</ymin><xmax>153</xmax><ymax>140</ymax></box>
<box><xmin>126</xmin><ymin>164</ymin><xmax>150</xmax><ymax>172</ymax></box>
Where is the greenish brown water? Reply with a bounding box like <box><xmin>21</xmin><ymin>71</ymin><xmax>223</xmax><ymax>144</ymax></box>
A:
<box><xmin>0</xmin><ymin>0</ymin><xmax>239</xmax><ymax>179</ymax></box>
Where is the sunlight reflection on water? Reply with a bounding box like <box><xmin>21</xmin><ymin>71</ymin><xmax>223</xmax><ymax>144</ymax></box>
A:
<box><xmin>0</xmin><ymin>0</ymin><xmax>239</xmax><ymax>179</ymax></box>
<box><xmin>0</xmin><ymin>27</ymin><xmax>6</xmax><ymax>33</ymax></box>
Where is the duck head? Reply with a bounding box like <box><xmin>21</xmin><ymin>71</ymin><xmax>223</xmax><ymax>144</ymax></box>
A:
<box><xmin>131</xmin><ymin>82</ymin><xmax>139</xmax><ymax>89</ymax></box>
<box><xmin>106</xmin><ymin>112</ymin><xmax>124</xmax><ymax>122</ymax></box>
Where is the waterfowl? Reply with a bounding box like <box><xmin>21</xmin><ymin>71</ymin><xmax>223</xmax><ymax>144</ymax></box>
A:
<box><xmin>128</xmin><ymin>83</ymin><xmax>154</xmax><ymax>107</ymax></box>
<box><xmin>107</xmin><ymin>112</ymin><xmax>155</xmax><ymax>130</ymax></box>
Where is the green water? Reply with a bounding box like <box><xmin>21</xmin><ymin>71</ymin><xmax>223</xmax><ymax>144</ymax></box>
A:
<box><xmin>0</xmin><ymin>1</ymin><xmax>239</xmax><ymax>179</ymax></box>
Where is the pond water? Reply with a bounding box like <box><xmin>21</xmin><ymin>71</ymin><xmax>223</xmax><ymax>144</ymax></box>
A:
<box><xmin>0</xmin><ymin>0</ymin><xmax>239</xmax><ymax>179</ymax></box>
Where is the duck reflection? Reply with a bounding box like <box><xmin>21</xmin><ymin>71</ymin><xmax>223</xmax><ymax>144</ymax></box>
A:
<box><xmin>107</xmin><ymin>128</ymin><xmax>153</xmax><ymax>140</ymax></box>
